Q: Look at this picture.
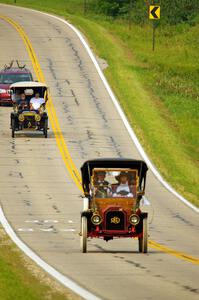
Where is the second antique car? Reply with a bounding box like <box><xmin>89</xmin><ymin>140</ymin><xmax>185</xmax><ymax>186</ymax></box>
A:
<box><xmin>10</xmin><ymin>81</ymin><xmax>49</xmax><ymax>138</ymax></box>
<box><xmin>80</xmin><ymin>158</ymin><xmax>148</xmax><ymax>253</ymax></box>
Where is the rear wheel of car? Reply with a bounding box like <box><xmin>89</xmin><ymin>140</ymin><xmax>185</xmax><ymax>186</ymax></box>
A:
<box><xmin>138</xmin><ymin>217</ymin><xmax>148</xmax><ymax>253</ymax></box>
<box><xmin>43</xmin><ymin>118</ymin><xmax>48</xmax><ymax>138</ymax></box>
<box><xmin>81</xmin><ymin>216</ymin><xmax>87</xmax><ymax>253</ymax></box>
<box><xmin>11</xmin><ymin>118</ymin><xmax>15</xmax><ymax>138</ymax></box>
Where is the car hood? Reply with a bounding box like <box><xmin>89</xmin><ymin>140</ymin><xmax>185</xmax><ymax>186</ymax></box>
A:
<box><xmin>0</xmin><ymin>83</ymin><xmax>10</xmax><ymax>90</ymax></box>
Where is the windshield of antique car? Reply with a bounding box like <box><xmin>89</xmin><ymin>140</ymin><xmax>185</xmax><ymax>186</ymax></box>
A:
<box><xmin>91</xmin><ymin>168</ymin><xmax>138</xmax><ymax>199</ymax></box>
<box><xmin>0</xmin><ymin>73</ymin><xmax>32</xmax><ymax>84</ymax></box>
<box><xmin>11</xmin><ymin>87</ymin><xmax>47</xmax><ymax>102</ymax></box>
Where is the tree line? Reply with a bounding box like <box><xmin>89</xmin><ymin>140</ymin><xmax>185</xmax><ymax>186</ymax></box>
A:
<box><xmin>87</xmin><ymin>0</ymin><xmax>199</xmax><ymax>25</ymax></box>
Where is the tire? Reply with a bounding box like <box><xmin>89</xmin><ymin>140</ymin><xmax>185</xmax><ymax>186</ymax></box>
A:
<box><xmin>11</xmin><ymin>118</ymin><xmax>15</xmax><ymax>138</ymax></box>
<box><xmin>81</xmin><ymin>216</ymin><xmax>87</xmax><ymax>253</ymax></box>
<box><xmin>138</xmin><ymin>237</ymin><xmax>142</xmax><ymax>253</ymax></box>
<box><xmin>43</xmin><ymin>118</ymin><xmax>48</xmax><ymax>138</ymax></box>
<box><xmin>138</xmin><ymin>217</ymin><xmax>148</xmax><ymax>253</ymax></box>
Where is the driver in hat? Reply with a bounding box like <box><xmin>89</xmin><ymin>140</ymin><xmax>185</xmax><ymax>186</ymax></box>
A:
<box><xmin>113</xmin><ymin>171</ymin><xmax>133</xmax><ymax>197</ymax></box>
<box><xmin>93</xmin><ymin>171</ymin><xmax>111</xmax><ymax>198</ymax></box>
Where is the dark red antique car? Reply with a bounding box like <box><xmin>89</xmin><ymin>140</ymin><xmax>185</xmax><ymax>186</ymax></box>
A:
<box><xmin>80</xmin><ymin>158</ymin><xmax>148</xmax><ymax>253</ymax></box>
<box><xmin>0</xmin><ymin>61</ymin><xmax>33</xmax><ymax>105</ymax></box>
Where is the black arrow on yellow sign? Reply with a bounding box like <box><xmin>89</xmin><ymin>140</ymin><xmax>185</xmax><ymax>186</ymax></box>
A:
<box><xmin>149</xmin><ymin>5</ymin><xmax>160</xmax><ymax>20</ymax></box>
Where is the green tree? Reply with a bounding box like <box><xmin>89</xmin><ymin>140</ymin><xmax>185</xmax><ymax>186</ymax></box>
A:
<box><xmin>93</xmin><ymin>0</ymin><xmax>130</xmax><ymax>17</ymax></box>
<box><xmin>161</xmin><ymin>0</ymin><xmax>199</xmax><ymax>24</ymax></box>
<box><xmin>90</xmin><ymin>0</ymin><xmax>199</xmax><ymax>24</ymax></box>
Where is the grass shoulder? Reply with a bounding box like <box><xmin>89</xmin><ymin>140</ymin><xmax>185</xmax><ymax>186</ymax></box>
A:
<box><xmin>0</xmin><ymin>227</ymin><xmax>81</xmax><ymax>300</ymax></box>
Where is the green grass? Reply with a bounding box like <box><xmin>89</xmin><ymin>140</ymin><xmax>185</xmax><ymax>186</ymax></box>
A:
<box><xmin>0</xmin><ymin>228</ymin><xmax>78</xmax><ymax>300</ymax></box>
<box><xmin>0</xmin><ymin>0</ymin><xmax>198</xmax><ymax>206</ymax></box>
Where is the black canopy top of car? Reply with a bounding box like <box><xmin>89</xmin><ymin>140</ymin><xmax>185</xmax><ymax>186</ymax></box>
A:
<box><xmin>81</xmin><ymin>158</ymin><xmax>148</xmax><ymax>194</ymax></box>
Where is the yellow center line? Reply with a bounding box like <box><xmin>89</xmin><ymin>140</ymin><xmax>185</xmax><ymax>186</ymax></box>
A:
<box><xmin>149</xmin><ymin>240</ymin><xmax>199</xmax><ymax>265</ymax></box>
<box><xmin>1</xmin><ymin>15</ymin><xmax>199</xmax><ymax>266</ymax></box>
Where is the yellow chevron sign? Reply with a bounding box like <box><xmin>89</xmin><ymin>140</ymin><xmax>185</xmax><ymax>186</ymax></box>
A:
<box><xmin>149</xmin><ymin>5</ymin><xmax>160</xmax><ymax>19</ymax></box>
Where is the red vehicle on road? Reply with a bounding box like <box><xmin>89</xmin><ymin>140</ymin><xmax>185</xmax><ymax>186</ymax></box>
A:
<box><xmin>80</xmin><ymin>158</ymin><xmax>149</xmax><ymax>253</ymax></box>
<box><xmin>0</xmin><ymin>61</ymin><xmax>33</xmax><ymax>105</ymax></box>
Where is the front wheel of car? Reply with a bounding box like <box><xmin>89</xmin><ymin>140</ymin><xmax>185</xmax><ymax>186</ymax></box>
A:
<box><xmin>138</xmin><ymin>217</ymin><xmax>148</xmax><ymax>253</ymax></box>
<box><xmin>11</xmin><ymin>118</ymin><xmax>15</xmax><ymax>138</ymax></box>
<box><xmin>43</xmin><ymin>118</ymin><xmax>48</xmax><ymax>138</ymax></box>
<box><xmin>81</xmin><ymin>216</ymin><xmax>87</xmax><ymax>253</ymax></box>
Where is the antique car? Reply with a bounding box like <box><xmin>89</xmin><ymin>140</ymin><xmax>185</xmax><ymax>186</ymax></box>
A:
<box><xmin>0</xmin><ymin>60</ymin><xmax>33</xmax><ymax>105</ymax></box>
<box><xmin>10</xmin><ymin>81</ymin><xmax>49</xmax><ymax>138</ymax></box>
<box><xmin>80</xmin><ymin>158</ymin><xmax>148</xmax><ymax>253</ymax></box>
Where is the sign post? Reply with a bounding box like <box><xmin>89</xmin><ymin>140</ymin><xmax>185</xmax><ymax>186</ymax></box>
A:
<box><xmin>152</xmin><ymin>22</ymin><xmax>155</xmax><ymax>51</ymax></box>
<box><xmin>149</xmin><ymin>5</ymin><xmax>160</xmax><ymax>51</ymax></box>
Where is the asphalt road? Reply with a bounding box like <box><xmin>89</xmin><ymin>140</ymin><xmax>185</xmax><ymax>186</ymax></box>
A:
<box><xmin>0</xmin><ymin>5</ymin><xmax>198</xmax><ymax>300</ymax></box>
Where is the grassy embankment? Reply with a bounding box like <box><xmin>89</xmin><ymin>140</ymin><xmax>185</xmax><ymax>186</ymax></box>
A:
<box><xmin>0</xmin><ymin>227</ymin><xmax>80</xmax><ymax>300</ymax></box>
<box><xmin>0</xmin><ymin>0</ymin><xmax>198</xmax><ymax>207</ymax></box>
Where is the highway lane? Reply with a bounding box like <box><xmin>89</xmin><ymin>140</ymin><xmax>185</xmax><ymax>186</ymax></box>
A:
<box><xmin>0</xmin><ymin>5</ymin><xmax>198</xmax><ymax>300</ymax></box>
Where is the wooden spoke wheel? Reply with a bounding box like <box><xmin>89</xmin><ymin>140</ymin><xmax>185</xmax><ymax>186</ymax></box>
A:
<box><xmin>138</xmin><ymin>217</ymin><xmax>148</xmax><ymax>253</ymax></box>
<box><xmin>81</xmin><ymin>216</ymin><xmax>88</xmax><ymax>253</ymax></box>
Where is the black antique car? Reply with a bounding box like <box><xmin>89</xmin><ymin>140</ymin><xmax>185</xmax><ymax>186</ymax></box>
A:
<box><xmin>10</xmin><ymin>81</ymin><xmax>49</xmax><ymax>138</ymax></box>
<box><xmin>80</xmin><ymin>158</ymin><xmax>148</xmax><ymax>253</ymax></box>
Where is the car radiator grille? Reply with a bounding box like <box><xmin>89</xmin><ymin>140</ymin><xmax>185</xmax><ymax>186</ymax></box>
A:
<box><xmin>24</xmin><ymin>117</ymin><xmax>36</xmax><ymax>128</ymax></box>
<box><xmin>105</xmin><ymin>211</ymin><xmax>125</xmax><ymax>230</ymax></box>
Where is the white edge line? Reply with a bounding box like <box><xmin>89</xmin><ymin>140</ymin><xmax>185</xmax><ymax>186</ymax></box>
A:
<box><xmin>0</xmin><ymin>207</ymin><xmax>101</xmax><ymax>300</ymax></box>
<box><xmin>38</xmin><ymin>11</ymin><xmax>198</xmax><ymax>214</ymax></box>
